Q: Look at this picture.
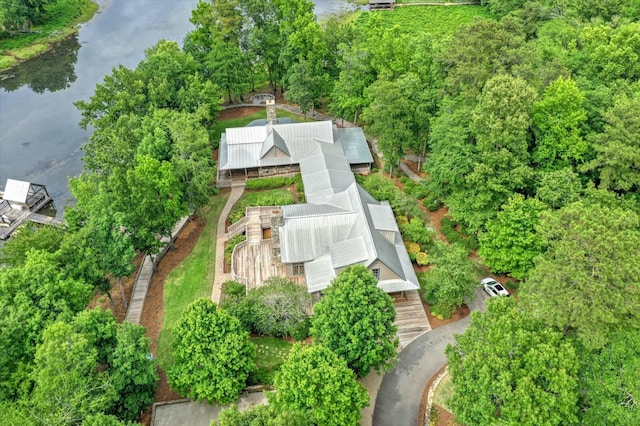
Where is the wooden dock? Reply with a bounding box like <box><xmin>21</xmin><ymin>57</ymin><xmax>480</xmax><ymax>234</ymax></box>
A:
<box><xmin>0</xmin><ymin>193</ymin><xmax>63</xmax><ymax>240</ymax></box>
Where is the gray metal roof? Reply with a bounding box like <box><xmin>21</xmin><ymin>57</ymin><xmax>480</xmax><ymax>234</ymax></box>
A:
<box><xmin>260</xmin><ymin>129</ymin><xmax>290</xmax><ymax>159</ymax></box>
<box><xmin>336</xmin><ymin>127</ymin><xmax>374</xmax><ymax>164</ymax></box>
<box><xmin>305</xmin><ymin>254</ymin><xmax>336</xmax><ymax>293</ymax></box>
<box><xmin>247</xmin><ymin>118</ymin><xmax>296</xmax><ymax>127</ymax></box>
<box><xmin>330</xmin><ymin>236</ymin><xmax>368</xmax><ymax>269</ymax></box>
<box><xmin>219</xmin><ymin>120</ymin><xmax>371</xmax><ymax>171</ymax></box>
<box><xmin>279</xmin><ymin>211</ymin><xmax>358</xmax><ymax>263</ymax></box>
<box><xmin>282</xmin><ymin>203</ymin><xmax>350</xmax><ymax>218</ymax></box>
<box><xmin>369</xmin><ymin>202</ymin><xmax>400</xmax><ymax>232</ymax></box>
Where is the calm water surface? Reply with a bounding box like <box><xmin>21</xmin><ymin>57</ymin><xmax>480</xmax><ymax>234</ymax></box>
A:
<box><xmin>0</xmin><ymin>0</ymin><xmax>357</xmax><ymax>215</ymax></box>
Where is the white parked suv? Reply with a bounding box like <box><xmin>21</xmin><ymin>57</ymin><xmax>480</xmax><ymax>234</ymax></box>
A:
<box><xmin>481</xmin><ymin>278</ymin><xmax>510</xmax><ymax>297</ymax></box>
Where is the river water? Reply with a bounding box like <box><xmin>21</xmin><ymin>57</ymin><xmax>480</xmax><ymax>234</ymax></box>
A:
<box><xmin>0</xmin><ymin>0</ymin><xmax>359</xmax><ymax>215</ymax></box>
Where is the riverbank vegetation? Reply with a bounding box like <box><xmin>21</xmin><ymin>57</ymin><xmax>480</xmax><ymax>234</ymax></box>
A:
<box><xmin>0</xmin><ymin>0</ymin><xmax>98</xmax><ymax>70</ymax></box>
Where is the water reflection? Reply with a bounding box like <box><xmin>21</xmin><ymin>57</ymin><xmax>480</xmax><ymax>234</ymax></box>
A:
<box><xmin>0</xmin><ymin>34</ymin><xmax>80</xmax><ymax>94</ymax></box>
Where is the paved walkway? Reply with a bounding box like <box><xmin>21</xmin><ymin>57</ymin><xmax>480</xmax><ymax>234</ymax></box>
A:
<box><xmin>211</xmin><ymin>185</ymin><xmax>245</xmax><ymax>304</ymax></box>
<box><xmin>125</xmin><ymin>216</ymin><xmax>191</xmax><ymax>324</ymax></box>
<box><xmin>152</xmin><ymin>392</ymin><xmax>266</xmax><ymax>426</ymax></box>
<box><xmin>372</xmin><ymin>289</ymin><xmax>487</xmax><ymax>426</ymax></box>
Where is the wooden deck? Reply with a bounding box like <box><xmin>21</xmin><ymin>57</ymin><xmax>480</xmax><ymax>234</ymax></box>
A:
<box><xmin>232</xmin><ymin>240</ymin><xmax>289</xmax><ymax>291</ymax></box>
<box><xmin>394</xmin><ymin>290</ymin><xmax>431</xmax><ymax>349</ymax></box>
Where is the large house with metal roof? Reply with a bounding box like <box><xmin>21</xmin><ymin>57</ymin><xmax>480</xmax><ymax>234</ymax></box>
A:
<box><xmin>217</xmin><ymin>101</ymin><xmax>373</xmax><ymax>187</ymax></box>
<box><xmin>226</xmin><ymin>110</ymin><xmax>419</xmax><ymax>297</ymax></box>
<box><xmin>277</xmin><ymin>142</ymin><xmax>419</xmax><ymax>295</ymax></box>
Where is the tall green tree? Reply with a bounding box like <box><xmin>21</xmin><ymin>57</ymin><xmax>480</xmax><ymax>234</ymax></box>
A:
<box><xmin>450</xmin><ymin>74</ymin><xmax>536</xmax><ymax>232</ymax></box>
<box><xmin>72</xmin><ymin>309</ymin><xmax>118</xmax><ymax>367</ymax></box>
<box><xmin>310</xmin><ymin>266</ymin><xmax>397</xmax><ymax>377</ymax></box>
<box><xmin>532</xmin><ymin>76</ymin><xmax>588</xmax><ymax>170</ymax></box>
<box><xmin>29</xmin><ymin>322</ymin><xmax>115</xmax><ymax>425</ymax></box>
<box><xmin>520</xmin><ymin>200</ymin><xmax>640</xmax><ymax>349</ymax></box>
<box><xmin>478</xmin><ymin>194</ymin><xmax>548</xmax><ymax>280</ymax></box>
<box><xmin>269</xmin><ymin>344</ymin><xmax>369</xmax><ymax>426</ymax></box>
<box><xmin>168</xmin><ymin>299</ymin><xmax>255</xmax><ymax>404</ymax></box>
<box><xmin>582</xmin><ymin>91</ymin><xmax>640</xmax><ymax>193</ymax></box>
<box><xmin>579</xmin><ymin>328</ymin><xmax>640</xmax><ymax>425</ymax></box>
<box><xmin>108</xmin><ymin>322</ymin><xmax>158</xmax><ymax>422</ymax></box>
<box><xmin>0</xmin><ymin>250</ymin><xmax>92</xmax><ymax>399</ymax></box>
<box><xmin>420</xmin><ymin>242</ymin><xmax>477</xmax><ymax>318</ymax></box>
<box><xmin>535</xmin><ymin>167</ymin><xmax>582</xmax><ymax>209</ymax></box>
<box><xmin>447</xmin><ymin>297</ymin><xmax>580</xmax><ymax>426</ymax></box>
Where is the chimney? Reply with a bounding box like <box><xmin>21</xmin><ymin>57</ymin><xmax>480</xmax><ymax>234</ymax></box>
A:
<box><xmin>266</xmin><ymin>99</ymin><xmax>277</xmax><ymax>127</ymax></box>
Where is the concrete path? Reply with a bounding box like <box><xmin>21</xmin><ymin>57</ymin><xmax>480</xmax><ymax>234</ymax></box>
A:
<box><xmin>152</xmin><ymin>392</ymin><xmax>266</xmax><ymax>426</ymax></box>
<box><xmin>211</xmin><ymin>185</ymin><xmax>245</xmax><ymax>304</ymax></box>
<box><xmin>372</xmin><ymin>289</ymin><xmax>487</xmax><ymax>426</ymax></box>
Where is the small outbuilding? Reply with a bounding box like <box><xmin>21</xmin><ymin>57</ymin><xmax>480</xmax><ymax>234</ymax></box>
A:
<box><xmin>370</xmin><ymin>0</ymin><xmax>396</xmax><ymax>10</ymax></box>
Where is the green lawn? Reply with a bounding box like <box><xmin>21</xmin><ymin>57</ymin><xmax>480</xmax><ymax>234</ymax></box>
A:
<box><xmin>250</xmin><ymin>336</ymin><xmax>293</xmax><ymax>386</ymax></box>
<box><xmin>356</xmin><ymin>4</ymin><xmax>492</xmax><ymax>38</ymax></box>
<box><xmin>212</xmin><ymin>109</ymin><xmax>302</xmax><ymax>143</ymax></box>
<box><xmin>433</xmin><ymin>371</ymin><xmax>454</xmax><ymax>411</ymax></box>
<box><xmin>228</xmin><ymin>189</ymin><xmax>296</xmax><ymax>224</ymax></box>
<box><xmin>156</xmin><ymin>194</ymin><xmax>229</xmax><ymax>369</ymax></box>
<box><xmin>0</xmin><ymin>0</ymin><xmax>98</xmax><ymax>70</ymax></box>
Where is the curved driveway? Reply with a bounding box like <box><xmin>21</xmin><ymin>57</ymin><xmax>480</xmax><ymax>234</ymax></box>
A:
<box><xmin>373</xmin><ymin>289</ymin><xmax>488</xmax><ymax>426</ymax></box>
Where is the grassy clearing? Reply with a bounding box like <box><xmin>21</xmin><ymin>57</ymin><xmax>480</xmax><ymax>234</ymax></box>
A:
<box><xmin>212</xmin><ymin>109</ymin><xmax>302</xmax><ymax>142</ymax></box>
<box><xmin>0</xmin><ymin>0</ymin><xmax>98</xmax><ymax>70</ymax></box>
<box><xmin>251</xmin><ymin>336</ymin><xmax>293</xmax><ymax>369</ymax></box>
<box><xmin>156</xmin><ymin>194</ymin><xmax>229</xmax><ymax>369</ymax></box>
<box><xmin>228</xmin><ymin>189</ymin><xmax>295</xmax><ymax>224</ymax></box>
<box><xmin>356</xmin><ymin>5</ymin><xmax>491</xmax><ymax>38</ymax></box>
<box><xmin>433</xmin><ymin>371</ymin><xmax>454</xmax><ymax>411</ymax></box>
<box><xmin>250</xmin><ymin>336</ymin><xmax>293</xmax><ymax>386</ymax></box>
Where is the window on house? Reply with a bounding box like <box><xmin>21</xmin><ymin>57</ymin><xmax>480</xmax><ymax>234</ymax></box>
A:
<box><xmin>372</xmin><ymin>268</ymin><xmax>381</xmax><ymax>280</ymax></box>
<box><xmin>293</xmin><ymin>262</ymin><xmax>305</xmax><ymax>276</ymax></box>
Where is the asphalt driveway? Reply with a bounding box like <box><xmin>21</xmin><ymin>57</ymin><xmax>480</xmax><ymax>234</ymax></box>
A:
<box><xmin>372</xmin><ymin>288</ymin><xmax>487</xmax><ymax>426</ymax></box>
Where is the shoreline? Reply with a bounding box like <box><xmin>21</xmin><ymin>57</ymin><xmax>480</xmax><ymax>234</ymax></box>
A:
<box><xmin>0</xmin><ymin>0</ymin><xmax>99</xmax><ymax>72</ymax></box>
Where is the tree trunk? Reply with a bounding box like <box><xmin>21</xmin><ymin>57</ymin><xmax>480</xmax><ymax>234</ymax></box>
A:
<box><xmin>227</xmin><ymin>86</ymin><xmax>232</xmax><ymax>104</ymax></box>
<box><xmin>354</xmin><ymin>109</ymin><xmax>358</xmax><ymax>126</ymax></box>
<box><xmin>119</xmin><ymin>277</ymin><xmax>128</xmax><ymax>311</ymax></box>
<box><xmin>106</xmin><ymin>291</ymin><xmax>116</xmax><ymax>310</ymax></box>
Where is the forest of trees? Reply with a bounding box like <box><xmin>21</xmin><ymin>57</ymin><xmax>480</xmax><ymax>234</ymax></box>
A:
<box><xmin>1</xmin><ymin>0</ymin><xmax>639</xmax><ymax>424</ymax></box>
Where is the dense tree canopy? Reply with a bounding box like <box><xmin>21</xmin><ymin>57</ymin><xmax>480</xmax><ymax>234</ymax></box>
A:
<box><xmin>520</xmin><ymin>200</ymin><xmax>640</xmax><ymax>349</ymax></box>
<box><xmin>310</xmin><ymin>266</ymin><xmax>397</xmax><ymax>377</ymax></box>
<box><xmin>420</xmin><ymin>242</ymin><xmax>476</xmax><ymax>318</ymax></box>
<box><xmin>168</xmin><ymin>299</ymin><xmax>255</xmax><ymax>404</ymax></box>
<box><xmin>269</xmin><ymin>344</ymin><xmax>368</xmax><ymax>426</ymax></box>
<box><xmin>447</xmin><ymin>297</ymin><xmax>580</xmax><ymax>426</ymax></box>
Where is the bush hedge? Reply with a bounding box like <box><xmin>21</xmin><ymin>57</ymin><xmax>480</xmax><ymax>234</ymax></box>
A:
<box><xmin>440</xmin><ymin>217</ymin><xmax>479</xmax><ymax>252</ymax></box>
<box><xmin>228</xmin><ymin>189</ymin><xmax>295</xmax><ymax>224</ymax></box>
<box><xmin>245</xmin><ymin>175</ymin><xmax>297</xmax><ymax>191</ymax></box>
<box><xmin>224</xmin><ymin>234</ymin><xmax>246</xmax><ymax>264</ymax></box>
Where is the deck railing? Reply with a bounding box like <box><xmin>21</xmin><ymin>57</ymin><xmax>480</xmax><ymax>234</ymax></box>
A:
<box><xmin>227</xmin><ymin>217</ymin><xmax>247</xmax><ymax>238</ymax></box>
<box><xmin>230</xmin><ymin>241</ymin><xmax>249</xmax><ymax>288</ymax></box>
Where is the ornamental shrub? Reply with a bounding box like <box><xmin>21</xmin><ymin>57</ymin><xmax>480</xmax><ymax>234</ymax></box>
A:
<box><xmin>406</xmin><ymin>242</ymin><xmax>421</xmax><ymax>261</ymax></box>
<box><xmin>416</xmin><ymin>252</ymin><xmax>429</xmax><ymax>266</ymax></box>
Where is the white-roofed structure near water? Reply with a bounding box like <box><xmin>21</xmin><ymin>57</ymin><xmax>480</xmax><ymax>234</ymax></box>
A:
<box><xmin>226</xmin><ymin>103</ymin><xmax>419</xmax><ymax>297</ymax></box>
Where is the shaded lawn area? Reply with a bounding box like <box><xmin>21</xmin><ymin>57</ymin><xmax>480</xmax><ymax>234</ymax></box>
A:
<box><xmin>156</xmin><ymin>194</ymin><xmax>229</xmax><ymax>369</ymax></box>
<box><xmin>212</xmin><ymin>109</ymin><xmax>302</xmax><ymax>142</ymax></box>
<box><xmin>250</xmin><ymin>336</ymin><xmax>293</xmax><ymax>386</ymax></box>
<box><xmin>356</xmin><ymin>5</ymin><xmax>492</xmax><ymax>39</ymax></box>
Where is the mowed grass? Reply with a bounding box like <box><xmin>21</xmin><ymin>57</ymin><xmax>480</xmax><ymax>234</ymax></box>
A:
<box><xmin>156</xmin><ymin>194</ymin><xmax>229</xmax><ymax>369</ymax></box>
<box><xmin>250</xmin><ymin>336</ymin><xmax>293</xmax><ymax>386</ymax></box>
<box><xmin>212</xmin><ymin>109</ymin><xmax>302</xmax><ymax>143</ymax></box>
<box><xmin>251</xmin><ymin>336</ymin><xmax>293</xmax><ymax>369</ymax></box>
<box><xmin>356</xmin><ymin>5</ymin><xmax>492</xmax><ymax>38</ymax></box>
<box><xmin>433</xmin><ymin>371</ymin><xmax>455</xmax><ymax>411</ymax></box>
